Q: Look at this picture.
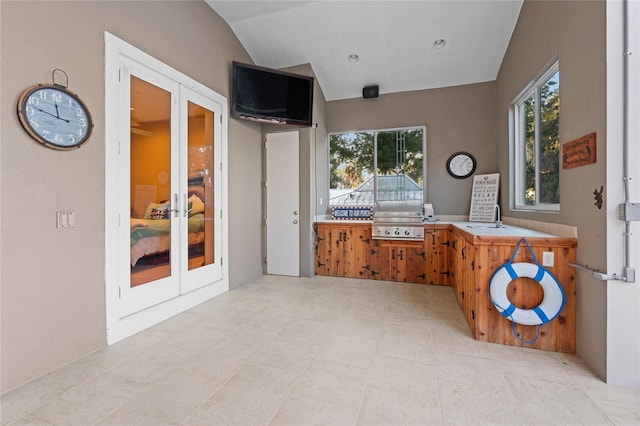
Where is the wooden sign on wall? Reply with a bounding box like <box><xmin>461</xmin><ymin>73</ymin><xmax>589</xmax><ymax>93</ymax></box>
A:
<box><xmin>563</xmin><ymin>132</ymin><xmax>596</xmax><ymax>169</ymax></box>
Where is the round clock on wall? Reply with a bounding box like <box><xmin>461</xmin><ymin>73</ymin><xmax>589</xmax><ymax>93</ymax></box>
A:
<box><xmin>17</xmin><ymin>83</ymin><xmax>93</xmax><ymax>150</ymax></box>
<box><xmin>446</xmin><ymin>151</ymin><xmax>476</xmax><ymax>179</ymax></box>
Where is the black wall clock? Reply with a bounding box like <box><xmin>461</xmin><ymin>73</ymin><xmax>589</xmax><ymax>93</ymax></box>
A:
<box><xmin>17</xmin><ymin>78</ymin><xmax>93</xmax><ymax>150</ymax></box>
<box><xmin>446</xmin><ymin>151</ymin><xmax>476</xmax><ymax>179</ymax></box>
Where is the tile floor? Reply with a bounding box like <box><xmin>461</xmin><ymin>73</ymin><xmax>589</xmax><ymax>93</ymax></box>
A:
<box><xmin>2</xmin><ymin>275</ymin><xmax>639</xmax><ymax>425</ymax></box>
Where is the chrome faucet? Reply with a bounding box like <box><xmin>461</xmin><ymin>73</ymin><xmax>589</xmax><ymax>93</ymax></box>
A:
<box><xmin>494</xmin><ymin>204</ymin><xmax>502</xmax><ymax>228</ymax></box>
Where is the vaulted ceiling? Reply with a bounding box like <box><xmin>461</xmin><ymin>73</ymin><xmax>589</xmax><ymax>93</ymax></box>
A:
<box><xmin>206</xmin><ymin>1</ymin><xmax>523</xmax><ymax>101</ymax></box>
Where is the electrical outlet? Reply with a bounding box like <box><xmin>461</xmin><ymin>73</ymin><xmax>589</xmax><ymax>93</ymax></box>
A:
<box><xmin>542</xmin><ymin>251</ymin><xmax>554</xmax><ymax>267</ymax></box>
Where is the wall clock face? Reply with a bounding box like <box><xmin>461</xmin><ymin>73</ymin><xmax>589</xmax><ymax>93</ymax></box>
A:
<box><xmin>446</xmin><ymin>151</ymin><xmax>476</xmax><ymax>179</ymax></box>
<box><xmin>17</xmin><ymin>84</ymin><xmax>93</xmax><ymax>150</ymax></box>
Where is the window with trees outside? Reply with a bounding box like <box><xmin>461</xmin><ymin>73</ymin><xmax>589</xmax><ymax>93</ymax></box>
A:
<box><xmin>512</xmin><ymin>60</ymin><xmax>560</xmax><ymax>211</ymax></box>
<box><xmin>329</xmin><ymin>126</ymin><xmax>425</xmax><ymax>206</ymax></box>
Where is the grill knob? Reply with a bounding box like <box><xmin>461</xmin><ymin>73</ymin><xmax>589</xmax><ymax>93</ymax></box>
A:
<box><xmin>385</xmin><ymin>230</ymin><xmax>391</xmax><ymax>235</ymax></box>
<box><xmin>405</xmin><ymin>230</ymin><xmax>411</xmax><ymax>235</ymax></box>
<box><xmin>394</xmin><ymin>229</ymin><xmax>400</xmax><ymax>235</ymax></box>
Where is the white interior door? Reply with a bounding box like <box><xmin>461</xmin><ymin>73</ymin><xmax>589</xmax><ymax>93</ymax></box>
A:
<box><xmin>266</xmin><ymin>131</ymin><xmax>300</xmax><ymax>276</ymax></box>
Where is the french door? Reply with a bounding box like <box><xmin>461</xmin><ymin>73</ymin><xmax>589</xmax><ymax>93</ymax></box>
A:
<box><xmin>105</xmin><ymin>33</ymin><xmax>227</xmax><ymax>342</ymax></box>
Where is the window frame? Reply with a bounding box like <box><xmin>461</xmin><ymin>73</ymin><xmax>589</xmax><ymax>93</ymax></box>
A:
<box><xmin>328</xmin><ymin>125</ymin><xmax>427</xmax><ymax>206</ymax></box>
<box><xmin>510</xmin><ymin>58</ymin><xmax>560</xmax><ymax>212</ymax></box>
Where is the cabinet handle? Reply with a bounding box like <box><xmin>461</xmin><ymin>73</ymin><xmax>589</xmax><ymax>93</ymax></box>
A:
<box><xmin>398</xmin><ymin>250</ymin><xmax>404</xmax><ymax>260</ymax></box>
<box><xmin>471</xmin><ymin>310</ymin><xmax>475</xmax><ymax>320</ymax></box>
<box><xmin>391</xmin><ymin>249</ymin><xmax>395</xmax><ymax>260</ymax></box>
<box><xmin>461</xmin><ymin>246</ymin><xmax>466</xmax><ymax>260</ymax></box>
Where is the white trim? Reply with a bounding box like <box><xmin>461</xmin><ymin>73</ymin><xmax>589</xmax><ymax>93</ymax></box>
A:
<box><xmin>605</xmin><ymin>0</ymin><xmax>640</xmax><ymax>388</ymax></box>
<box><xmin>104</xmin><ymin>32</ymin><xmax>229</xmax><ymax>344</ymax></box>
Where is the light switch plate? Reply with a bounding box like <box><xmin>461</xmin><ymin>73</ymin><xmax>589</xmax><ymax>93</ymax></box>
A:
<box><xmin>542</xmin><ymin>251</ymin><xmax>554</xmax><ymax>267</ymax></box>
<box><xmin>56</xmin><ymin>211</ymin><xmax>76</xmax><ymax>228</ymax></box>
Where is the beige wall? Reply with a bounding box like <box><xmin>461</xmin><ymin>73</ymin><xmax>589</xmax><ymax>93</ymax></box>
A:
<box><xmin>496</xmin><ymin>1</ymin><xmax>607</xmax><ymax>378</ymax></box>
<box><xmin>326</xmin><ymin>82</ymin><xmax>498</xmax><ymax>216</ymax></box>
<box><xmin>0</xmin><ymin>1</ymin><xmax>263</xmax><ymax>392</ymax></box>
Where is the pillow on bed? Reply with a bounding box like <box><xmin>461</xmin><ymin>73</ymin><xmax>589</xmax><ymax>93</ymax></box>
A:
<box><xmin>144</xmin><ymin>202</ymin><xmax>170</xmax><ymax>220</ymax></box>
<box><xmin>130</xmin><ymin>218</ymin><xmax>149</xmax><ymax>231</ymax></box>
<box><xmin>188</xmin><ymin>194</ymin><xmax>205</xmax><ymax>216</ymax></box>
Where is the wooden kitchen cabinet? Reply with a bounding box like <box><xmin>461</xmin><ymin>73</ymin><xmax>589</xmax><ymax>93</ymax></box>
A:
<box><xmin>315</xmin><ymin>221</ymin><xmax>577</xmax><ymax>353</ymax></box>
<box><xmin>450</xmin><ymin>227</ymin><xmax>577</xmax><ymax>353</ymax></box>
<box><xmin>423</xmin><ymin>226</ymin><xmax>450</xmax><ymax>285</ymax></box>
<box><xmin>314</xmin><ymin>223</ymin><xmax>372</xmax><ymax>278</ymax></box>
<box><xmin>449</xmin><ymin>228</ymin><xmax>476</xmax><ymax>330</ymax></box>
<box><xmin>371</xmin><ymin>239</ymin><xmax>426</xmax><ymax>283</ymax></box>
<box><xmin>316</xmin><ymin>222</ymin><xmax>447</xmax><ymax>285</ymax></box>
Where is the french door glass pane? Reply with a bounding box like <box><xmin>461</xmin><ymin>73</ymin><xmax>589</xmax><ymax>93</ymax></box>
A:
<box><xmin>187</xmin><ymin>101</ymin><xmax>215</xmax><ymax>270</ymax></box>
<box><xmin>129</xmin><ymin>76</ymin><xmax>172</xmax><ymax>287</ymax></box>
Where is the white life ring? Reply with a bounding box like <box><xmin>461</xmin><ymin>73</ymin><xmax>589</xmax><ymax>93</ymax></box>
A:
<box><xmin>489</xmin><ymin>262</ymin><xmax>566</xmax><ymax>326</ymax></box>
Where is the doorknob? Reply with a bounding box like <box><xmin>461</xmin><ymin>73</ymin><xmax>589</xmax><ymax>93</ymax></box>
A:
<box><xmin>293</xmin><ymin>219</ymin><xmax>298</xmax><ymax>224</ymax></box>
<box><xmin>293</xmin><ymin>211</ymin><xmax>298</xmax><ymax>215</ymax></box>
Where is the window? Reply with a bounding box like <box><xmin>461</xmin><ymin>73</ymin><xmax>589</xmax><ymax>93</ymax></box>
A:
<box><xmin>512</xmin><ymin>60</ymin><xmax>560</xmax><ymax>211</ymax></box>
<box><xmin>329</xmin><ymin>126</ymin><xmax>425</xmax><ymax>206</ymax></box>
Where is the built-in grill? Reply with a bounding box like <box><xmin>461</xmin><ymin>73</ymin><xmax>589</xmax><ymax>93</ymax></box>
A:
<box><xmin>372</xmin><ymin>210</ymin><xmax>425</xmax><ymax>241</ymax></box>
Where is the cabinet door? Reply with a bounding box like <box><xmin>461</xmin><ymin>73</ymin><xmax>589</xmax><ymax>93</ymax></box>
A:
<box><xmin>328</xmin><ymin>226</ymin><xmax>349</xmax><ymax>277</ymax></box>
<box><xmin>370</xmin><ymin>239</ymin><xmax>382</xmax><ymax>280</ymax></box>
<box><xmin>372</xmin><ymin>240</ymin><xmax>394</xmax><ymax>281</ymax></box>
<box><xmin>424</xmin><ymin>228</ymin><xmax>450</xmax><ymax>285</ymax></box>
<box><xmin>373</xmin><ymin>240</ymin><xmax>425</xmax><ymax>283</ymax></box>
<box><xmin>314</xmin><ymin>224</ymin><xmax>331</xmax><ymax>276</ymax></box>
<box><xmin>346</xmin><ymin>225</ymin><xmax>372</xmax><ymax>278</ymax></box>
<box><xmin>404</xmin><ymin>243</ymin><xmax>427</xmax><ymax>283</ymax></box>
<box><xmin>461</xmin><ymin>241</ymin><xmax>476</xmax><ymax>330</ymax></box>
<box><xmin>315</xmin><ymin>224</ymin><xmax>372</xmax><ymax>278</ymax></box>
<box><xmin>450</xmin><ymin>232</ymin><xmax>465</xmax><ymax>306</ymax></box>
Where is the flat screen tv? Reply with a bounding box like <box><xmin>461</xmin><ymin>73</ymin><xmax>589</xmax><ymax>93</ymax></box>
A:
<box><xmin>231</xmin><ymin>61</ymin><xmax>314</xmax><ymax>127</ymax></box>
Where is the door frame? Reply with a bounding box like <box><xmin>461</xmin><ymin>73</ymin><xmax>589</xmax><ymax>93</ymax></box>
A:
<box><xmin>104</xmin><ymin>32</ymin><xmax>229</xmax><ymax>344</ymax></box>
